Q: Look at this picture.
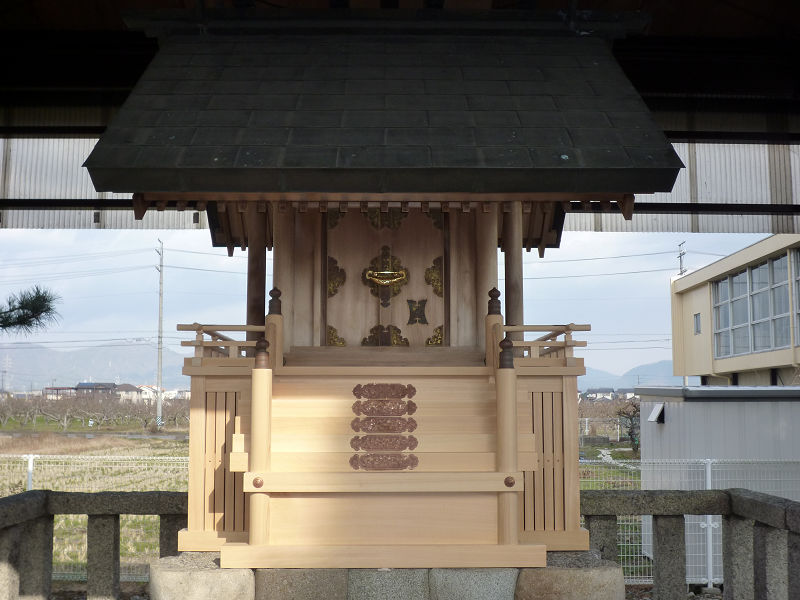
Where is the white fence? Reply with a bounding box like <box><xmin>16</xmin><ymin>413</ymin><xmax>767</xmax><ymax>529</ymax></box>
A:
<box><xmin>2</xmin><ymin>455</ymin><xmax>800</xmax><ymax>584</ymax></box>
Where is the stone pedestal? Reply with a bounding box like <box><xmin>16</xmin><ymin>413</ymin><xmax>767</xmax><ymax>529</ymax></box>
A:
<box><xmin>149</xmin><ymin>551</ymin><xmax>623</xmax><ymax>600</ymax></box>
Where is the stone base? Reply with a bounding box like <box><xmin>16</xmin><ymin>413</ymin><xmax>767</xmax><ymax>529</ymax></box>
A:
<box><xmin>149</xmin><ymin>551</ymin><xmax>623</xmax><ymax>600</ymax></box>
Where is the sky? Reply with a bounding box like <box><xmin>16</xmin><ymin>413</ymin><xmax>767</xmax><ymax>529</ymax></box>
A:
<box><xmin>0</xmin><ymin>225</ymin><xmax>768</xmax><ymax>390</ymax></box>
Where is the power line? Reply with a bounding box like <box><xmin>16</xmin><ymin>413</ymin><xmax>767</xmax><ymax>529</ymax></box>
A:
<box><xmin>519</xmin><ymin>267</ymin><xmax>676</xmax><ymax>280</ymax></box>
<box><xmin>529</xmin><ymin>250</ymin><xmax>676</xmax><ymax>264</ymax></box>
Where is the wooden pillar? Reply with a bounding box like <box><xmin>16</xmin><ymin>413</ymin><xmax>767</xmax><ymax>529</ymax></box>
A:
<box><xmin>273</xmin><ymin>207</ymin><xmax>295</xmax><ymax>354</ymax></box>
<box><xmin>503</xmin><ymin>201</ymin><xmax>524</xmax><ymax>328</ymax></box>
<box><xmin>476</xmin><ymin>205</ymin><xmax>499</xmax><ymax>349</ymax></box>
<box><xmin>246</xmin><ymin>204</ymin><xmax>267</xmax><ymax>345</ymax></box>
<box><xmin>249</xmin><ymin>339</ymin><xmax>272</xmax><ymax>546</ymax></box>
<box><xmin>496</xmin><ymin>336</ymin><xmax>519</xmax><ymax>544</ymax></box>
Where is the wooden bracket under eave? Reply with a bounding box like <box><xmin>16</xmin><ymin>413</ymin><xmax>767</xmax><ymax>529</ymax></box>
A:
<box><xmin>132</xmin><ymin>193</ymin><xmax>148</xmax><ymax>220</ymax></box>
<box><xmin>619</xmin><ymin>194</ymin><xmax>635</xmax><ymax>220</ymax></box>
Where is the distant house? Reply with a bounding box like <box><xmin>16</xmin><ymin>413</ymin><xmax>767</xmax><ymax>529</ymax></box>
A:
<box><xmin>584</xmin><ymin>388</ymin><xmax>615</xmax><ymax>401</ymax></box>
<box><xmin>115</xmin><ymin>384</ymin><xmax>142</xmax><ymax>403</ymax></box>
<box><xmin>75</xmin><ymin>382</ymin><xmax>116</xmax><ymax>396</ymax></box>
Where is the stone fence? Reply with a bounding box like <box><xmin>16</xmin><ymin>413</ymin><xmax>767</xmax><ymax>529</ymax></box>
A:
<box><xmin>1</xmin><ymin>489</ymin><xmax>798</xmax><ymax>600</ymax></box>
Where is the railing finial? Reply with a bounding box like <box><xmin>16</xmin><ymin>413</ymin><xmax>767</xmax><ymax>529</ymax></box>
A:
<box><xmin>254</xmin><ymin>336</ymin><xmax>270</xmax><ymax>369</ymax></box>
<box><xmin>498</xmin><ymin>335</ymin><xmax>514</xmax><ymax>369</ymax></box>
<box><xmin>488</xmin><ymin>288</ymin><xmax>501</xmax><ymax>316</ymax></box>
<box><xmin>268</xmin><ymin>287</ymin><xmax>282</xmax><ymax>315</ymax></box>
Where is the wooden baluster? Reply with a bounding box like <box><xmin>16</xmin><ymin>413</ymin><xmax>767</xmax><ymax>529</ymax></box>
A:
<box><xmin>496</xmin><ymin>335</ymin><xmax>519</xmax><ymax>544</ymax></box>
<box><xmin>194</xmin><ymin>328</ymin><xmax>204</xmax><ymax>358</ymax></box>
<box><xmin>248</xmin><ymin>338</ymin><xmax>272</xmax><ymax>546</ymax></box>
<box><xmin>485</xmin><ymin>288</ymin><xmax>503</xmax><ymax>370</ymax></box>
<box><xmin>266</xmin><ymin>288</ymin><xmax>283</xmax><ymax>370</ymax></box>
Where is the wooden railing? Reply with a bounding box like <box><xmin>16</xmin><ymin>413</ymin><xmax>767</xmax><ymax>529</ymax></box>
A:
<box><xmin>178</xmin><ymin>315</ymin><xmax>283</xmax><ymax>367</ymax></box>
<box><xmin>485</xmin><ymin>321</ymin><xmax>590</xmax><ymax>370</ymax></box>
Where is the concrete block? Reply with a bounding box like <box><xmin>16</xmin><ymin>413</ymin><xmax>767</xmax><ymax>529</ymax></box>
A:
<box><xmin>149</xmin><ymin>553</ymin><xmax>254</xmax><ymax>600</ymax></box>
<box><xmin>255</xmin><ymin>569</ymin><xmax>346</xmax><ymax>600</ymax></box>
<box><xmin>586</xmin><ymin>515</ymin><xmax>618</xmax><ymax>562</ymax></box>
<box><xmin>723</xmin><ymin>516</ymin><xmax>754</xmax><ymax>600</ymax></box>
<box><xmin>347</xmin><ymin>569</ymin><xmax>429</xmax><ymax>600</ymax></box>
<box><xmin>430</xmin><ymin>568</ymin><xmax>518</xmax><ymax>600</ymax></box>
<box><xmin>159</xmin><ymin>515</ymin><xmax>187</xmax><ymax>558</ymax></box>
<box><xmin>515</xmin><ymin>565</ymin><xmax>624</xmax><ymax>600</ymax></box>
<box><xmin>652</xmin><ymin>515</ymin><xmax>686</xmax><ymax>600</ymax></box>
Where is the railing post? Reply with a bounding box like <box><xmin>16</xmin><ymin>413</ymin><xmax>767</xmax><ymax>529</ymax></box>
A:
<box><xmin>789</xmin><ymin>531</ymin><xmax>800</xmax><ymax>598</ymax></box>
<box><xmin>159</xmin><ymin>514</ymin><xmax>187</xmax><ymax>558</ymax></box>
<box><xmin>249</xmin><ymin>338</ymin><xmax>272</xmax><ymax>546</ymax></box>
<box><xmin>485</xmin><ymin>288</ymin><xmax>503</xmax><ymax>370</ymax></box>
<box><xmin>25</xmin><ymin>455</ymin><xmax>35</xmax><ymax>491</ymax></box>
<box><xmin>586</xmin><ymin>515</ymin><xmax>618</xmax><ymax>562</ymax></box>
<box><xmin>266</xmin><ymin>288</ymin><xmax>283</xmax><ymax>370</ymax></box>
<box><xmin>495</xmin><ymin>335</ymin><xmax>519</xmax><ymax>544</ymax></box>
<box><xmin>723</xmin><ymin>515</ymin><xmax>755</xmax><ymax>600</ymax></box>
<box><xmin>652</xmin><ymin>515</ymin><xmax>686</xmax><ymax>600</ymax></box>
<box><xmin>18</xmin><ymin>515</ymin><xmax>53</xmax><ymax>600</ymax></box>
<box><xmin>87</xmin><ymin>514</ymin><xmax>120</xmax><ymax>600</ymax></box>
<box><xmin>753</xmin><ymin>523</ymin><xmax>789</xmax><ymax>600</ymax></box>
<box><xmin>704</xmin><ymin>458</ymin><xmax>715</xmax><ymax>588</ymax></box>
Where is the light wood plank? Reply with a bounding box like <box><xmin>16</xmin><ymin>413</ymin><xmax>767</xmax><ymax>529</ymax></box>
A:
<box><xmin>187</xmin><ymin>375</ymin><xmax>206</xmax><ymax>532</ymax></box>
<box><xmin>203</xmin><ymin>392</ymin><xmax>216</xmax><ymax>532</ymax></box>
<box><xmin>553</xmin><ymin>391</ymin><xmax>565</xmax><ymax>532</ymax></box>
<box><xmin>518</xmin><ymin>528</ymin><xmax>589</xmax><ymax>551</ymax></box>
<box><xmin>220</xmin><ymin>543</ymin><xmax>546</xmax><ymax>569</ymax></box>
<box><xmin>243</xmin><ymin>471</ymin><xmax>522</xmax><ymax>493</ymax></box>
<box><xmin>542</xmin><ymin>391</ymin><xmax>555</xmax><ymax>531</ymax></box>
<box><xmin>562</xmin><ymin>374</ymin><xmax>581</xmax><ymax>530</ymax></box>
<box><xmin>224</xmin><ymin>392</ymin><xmax>236</xmax><ymax>532</ymax></box>
<box><xmin>532</xmin><ymin>392</ymin><xmax>544</xmax><ymax>532</ymax></box>
<box><xmin>267</xmin><ymin>433</ymin><xmax>535</xmax><ymax>453</ymax></box>
<box><xmin>214</xmin><ymin>391</ymin><xmax>226</xmax><ymax>532</ymax></box>
<box><xmin>178</xmin><ymin>529</ymin><xmax>248</xmax><ymax>552</ymax></box>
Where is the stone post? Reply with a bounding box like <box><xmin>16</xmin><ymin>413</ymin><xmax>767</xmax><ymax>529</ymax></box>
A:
<box><xmin>652</xmin><ymin>515</ymin><xmax>686</xmax><ymax>600</ymax></box>
<box><xmin>586</xmin><ymin>515</ymin><xmax>618</xmax><ymax>562</ymax></box>
<box><xmin>87</xmin><ymin>514</ymin><xmax>120</xmax><ymax>600</ymax></box>
<box><xmin>753</xmin><ymin>523</ymin><xmax>788</xmax><ymax>600</ymax></box>
<box><xmin>159</xmin><ymin>514</ymin><xmax>187</xmax><ymax>558</ymax></box>
<box><xmin>0</xmin><ymin>525</ymin><xmax>21</xmax><ymax>600</ymax></box>
<box><xmin>18</xmin><ymin>515</ymin><xmax>53</xmax><ymax>600</ymax></box>
<box><xmin>723</xmin><ymin>515</ymin><xmax>754</xmax><ymax>600</ymax></box>
<box><xmin>788</xmin><ymin>531</ymin><xmax>800</xmax><ymax>598</ymax></box>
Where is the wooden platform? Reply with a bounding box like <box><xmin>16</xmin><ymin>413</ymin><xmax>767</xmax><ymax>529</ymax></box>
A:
<box><xmin>220</xmin><ymin>543</ymin><xmax>547</xmax><ymax>569</ymax></box>
<box><xmin>284</xmin><ymin>346</ymin><xmax>485</xmax><ymax>367</ymax></box>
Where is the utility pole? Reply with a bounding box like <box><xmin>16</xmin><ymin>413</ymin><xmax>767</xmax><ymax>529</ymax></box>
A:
<box><xmin>678</xmin><ymin>241</ymin><xmax>686</xmax><ymax>275</ymax></box>
<box><xmin>155</xmin><ymin>240</ymin><xmax>164</xmax><ymax>428</ymax></box>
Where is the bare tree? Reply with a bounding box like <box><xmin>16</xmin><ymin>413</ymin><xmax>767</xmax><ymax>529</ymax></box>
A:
<box><xmin>616</xmin><ymin>398</ymin><xmax>640</xmax><ymax>453</ymax></box>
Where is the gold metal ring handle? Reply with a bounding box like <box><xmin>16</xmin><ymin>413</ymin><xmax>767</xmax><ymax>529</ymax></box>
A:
<box><xmin>365</xmin><ymin>270</ymin><xmax>407</xmax><ymax>286</ymax></box>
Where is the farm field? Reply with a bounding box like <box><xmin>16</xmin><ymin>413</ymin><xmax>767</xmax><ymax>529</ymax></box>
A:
<box><xmin>0</xmin><ymin>433</ymin><xmax>189</xmax><ymax>581</ymax></box>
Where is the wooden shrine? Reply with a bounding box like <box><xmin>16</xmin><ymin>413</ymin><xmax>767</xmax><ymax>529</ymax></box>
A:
<box><xmin>175</xmin><ymin>201</ymin><xmax>590</xmax><ymax>568</ymax></box>
<box><xmin>83</xmin><ymin>19</ymin><xmax>682</xmax><ymax>569</ymax></box>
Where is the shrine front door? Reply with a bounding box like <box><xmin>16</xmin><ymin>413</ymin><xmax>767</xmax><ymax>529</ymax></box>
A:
<box><xmin>325</xmin><ymin>209</ymin><xmax>446</xmax><ymax>348</ymax></box>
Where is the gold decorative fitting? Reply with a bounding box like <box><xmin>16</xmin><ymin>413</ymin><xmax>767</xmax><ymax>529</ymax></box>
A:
<box><xmin>327</xmin><ymin>256</ymin><xmax>346</xmax><ymax>298</ymax></box>
<box><xmin>425</xmin><ymin>256</ymin><xmax>444</xmax><ymax>298</ymax></box>
<box><xmin>362</xmin><ymin>246</ymin><xmax>408</xmax><ymax>307</ymax></box>
<box><xmin>407</xmin><ymin>299</ymin><xmax>428</xmax><ymax>325</ymax></box>
<box><xmin>365</xmin><ymin>207</ymin><xmax>407</xmax><ymax>230</ymax></box>
<box><xmin>350</xmin><ymin>435</ymin><xmax>418</xmax><ymax>452</ymax></box>
<box><xmin>351</xmin><ymin>416</ymin><xmax>417</xmax><ymax>434</ymax></box>
<box><xmin>350</xmin><ymin>453</ymin><xmax>419</xmax><ymax>471</ymax></box>
<box><xmin>352</xmin><ymin>383</ymin><xmax>417</xmax><ymax>400</ymax></box>
<box><xmin>352</xmin><ymin>399</ymin><xmax>417</xmax><ymax>417</ymax></box>
<box><xmin>365</xmin><ymin>270</ymin><xmax>407</xmax><ymax>286</ymax></box>
<box><xmin>327</xmin><ymin>325</ymin><xmax>346</xmax><ymax>347</ymax></box>
<box><xmin>361</xmin><ymin>324</ymin><xmax>409</xmax><ymax>347</ymax></box>
<box><xmin>425</xmin><ymin>325</ymin><xmax>444</xmax><ymax>347</ymax></box>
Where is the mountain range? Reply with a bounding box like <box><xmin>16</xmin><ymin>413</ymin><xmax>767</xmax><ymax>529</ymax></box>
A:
<box><xmin>579</xmin><ymin>360</ymin><xmax>698</xmax><ymax>391</ymax></box>
<box><xmin>1</xmin><ymin>343</ymin><xmax>693</xmax><ymax>393</ymax></box>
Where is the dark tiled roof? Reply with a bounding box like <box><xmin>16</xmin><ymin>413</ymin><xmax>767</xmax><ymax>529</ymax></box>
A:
<box><xmin>85</xmin><ymin>33</ymin><xmax>682</xmax><ymax>194</ymax></box>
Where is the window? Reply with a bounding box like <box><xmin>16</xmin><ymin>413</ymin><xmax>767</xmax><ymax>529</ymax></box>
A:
<box><xmin>693</xmin><ymin>313</ymin><xmax>701</xmax><ymax>335</ymax></box>
<box><xmin>713</xmin><ymin>254</ymin><xmax>791</xmax><ymax>358</ymax></box>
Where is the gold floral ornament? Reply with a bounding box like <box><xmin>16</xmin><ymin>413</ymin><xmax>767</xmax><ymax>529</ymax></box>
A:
<box><xmin>425</xmin><ymin>325</ymin><xmax>444</xmax><ymax>347</ymax></box>
<box><xmin>424</xmin><ymin>256</ymin><xmax>444</xmax><ymax>298</ymax></box>
<box><xmin>327</xmin><ymin>325</ymin><xmax>346</xmax><ymax>347</ymax></box>
<box><xmin>361</xmin><ymin>324</ymin><xmax>409</xmax><ymax>347</ymax></box>
<box><xmin>365</xmin><ymin>207</ymin><xmax>407</xmax><ymax>230</ymax></box>
<box><xmin>327</xmin><ymin>256</ymin><xmax>346</xmax><ymax>298</ymax></box>
<box><xmin>362</xmin><ymin>246</ymin><xmax>408</xmax><ymax>308</ymax></box>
